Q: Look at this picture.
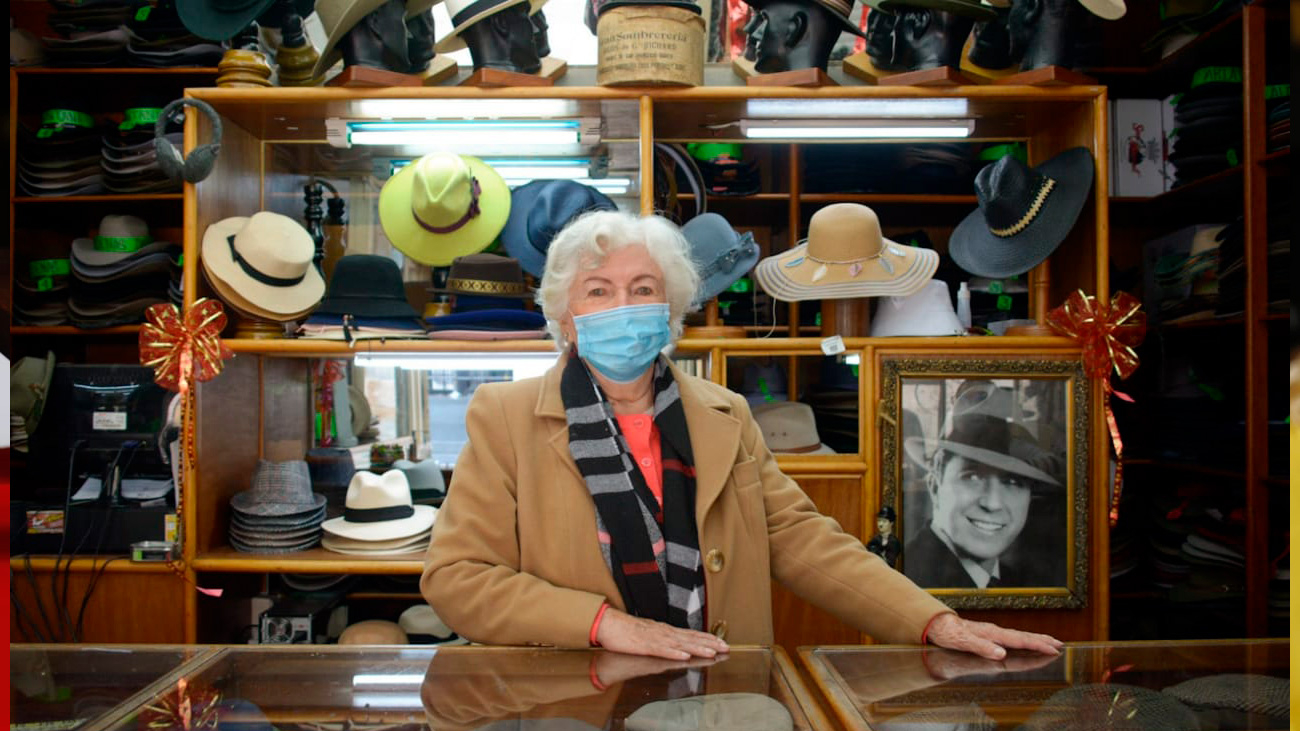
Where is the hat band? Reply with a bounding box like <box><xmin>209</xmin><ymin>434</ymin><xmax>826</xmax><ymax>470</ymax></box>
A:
<box><xmin>226</xmin><ymin>235</ymin><xmax>307</xmax><ymax>288</ymax></box>
<box><xmin>414</xmin><ymin>178</ymin><xmax>482</xmax><ymax>235</ymax></box>
<box><xmin>445</xmin><ymin>277</ymin><xmax>527</xmax><ymax>295</ymax></box>
<box><xmin>345</xmin><ymin>504</ymin><xmax>415</xmax><ymax>523</ymax></box>
<box><xmin>451</xmin><ymin>0</ymin><xmax>507</xmax><ymax>27</ymax></box>
<box><xmin>988</xmin><ymin>178</ymin><xmax>1055</xmax><ymax>238</ymax></box>
<box><xmin>699</xmin><ymin>233</ymin><xmax>756</xmax><ymax>277</ymax></box>
<box><xmin>774</xmin><ymin>441</ymin><xmax>824</xmax><ymax>454</ymax></box>
<box><xmin>94</xmin><ymin>234</ymin><xmax>152</xmax><ymax>253</ymax></box>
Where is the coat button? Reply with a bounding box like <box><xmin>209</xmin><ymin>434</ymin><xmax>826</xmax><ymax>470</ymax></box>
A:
<box><xmin>705</xmin><ymin>549</ymin><xmax>725</xmax><ymax>573</ymax></box>
<box><xmin>710</xmin><ymin>620</ymin><xmax>728</xmax><ymax>640</ymax></box>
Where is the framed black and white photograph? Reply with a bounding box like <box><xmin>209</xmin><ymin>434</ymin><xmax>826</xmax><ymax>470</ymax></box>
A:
<box><xmin>880</xmin><ymin>357</ymin><xmax>1089</xmax><ymax>609</ymax></box>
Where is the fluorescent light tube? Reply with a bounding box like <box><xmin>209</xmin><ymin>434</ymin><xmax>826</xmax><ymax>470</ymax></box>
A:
<box><xmin>349</xmin><ymin>120</ymin><xmax>582</xmax><ymax>147</ymax></box>
<box><xmin>745</xmin><ymin>98</ymin><xmax>970</xmax><ymax>118</ymax></box>
<box><xmin>355</xmin><ymin>99</ymin><xmax>580</xmax><ymax>120</ymax></box>
<box><xmin>354</xmin><ymin>353</ymin><xmax>558</xmax><ymax>379</ymax></box>
<box><xmin>350</xmin><ymin>693</ymin><xmax>425</xmax><ymax>709</ymax></box>
<box><xmin>353</xmin><ymin>674</ymin><xmax>425</xmax><ymax>686</ymax></box>
<box><xmin>741</xmin><ymin>121</ymin><xmax>975</xmax><ymax>139</ymax></box>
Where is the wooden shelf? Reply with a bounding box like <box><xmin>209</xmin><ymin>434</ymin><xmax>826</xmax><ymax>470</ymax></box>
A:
<box><xmin>1121</xmin><ymin>458</ymin><xmax>1245</xmax><ymax>481</ymax></box>
<box><xmin>1112</xmin><ymin>164</ymin><xmax>1244</xmax><ymax>209</ymax></box>
<box><xmin>1086</xmin><ymin>10</ymin><xmax>1243</xmax><ymax>98</ymax></box>
<box><xmin>192</xmin><ymin>547</ymin><xmax>424</xmax><ymax>574</ymax></box>
<box><xmin>13</xmin><ymin>194</ymin><xmax>182</xmax><ymax>204</ymax></box>
<box><xmin>14</xmin><ymin>67</ymin><xmax>219</xmax><ymax>76</ymax></box>
<box><xmin>12</xmin><ymin>325</ymin><xmax>142</xmax><ymax>336</ymax></box>
<box><xmin>11</xmin><ymin>555</ymin><xmax>170</xmax><ymax>573</ymax></box>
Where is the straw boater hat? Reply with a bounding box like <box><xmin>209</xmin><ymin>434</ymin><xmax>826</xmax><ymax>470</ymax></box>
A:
<box><xmin>201</xmin><ymin>212</ymin><xmax>325</xmax><ymax>318</ymax></box>
<box><xmin>435</xmin><ymin>0</ymin><xmax>548</xmax><ymax>52</ymax></box>
<box><xmin>310</xmin><ymin>0</ymin><xmax>444</xmax><ymax>80</ymax></box>
<box><xmin>378</xmin><ymin>153</ymin><xmax>511</xmax><ymax>267</ymax></box>
<box><xmin>948</xmin><ymin>147</ymin><xmax>1094</xmax><ymax>279</ymax></box>
<box><xmin>753</xmin><ymin>203</ymin><xmax>938</xmax><ymax>301</ymax></box>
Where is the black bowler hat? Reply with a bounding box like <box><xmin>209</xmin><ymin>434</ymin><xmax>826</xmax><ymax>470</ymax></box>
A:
<box><xmin>314</xmin><ymin>255</ymin><xmax>421</xmax><ymax>320</ymax></box>
<box><xmin>501</xmin><ymin>180</ymin><xmax>617</xmax><ymax>278</ymax></box>
<box><xmin>877</xmin><ymin>506</ymin><xmax>897</xmax><ymax>523</ymax></box>
<box><xmin>949</xmin><ymin>147</ymin><xmax>1094</xmax><ymax>279</ymax></box>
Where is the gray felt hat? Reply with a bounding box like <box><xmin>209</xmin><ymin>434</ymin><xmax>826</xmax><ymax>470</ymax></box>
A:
<box><xmin>230</xmin><ymin>460</ymin><xmax>327</xmax><ymax>517</ymax></box>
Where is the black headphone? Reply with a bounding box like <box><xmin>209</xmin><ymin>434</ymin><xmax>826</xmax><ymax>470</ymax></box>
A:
<box><xmin>155</xmin><ymin>98</ymin><xmax>223</xmax><ymax>184</ymax></box>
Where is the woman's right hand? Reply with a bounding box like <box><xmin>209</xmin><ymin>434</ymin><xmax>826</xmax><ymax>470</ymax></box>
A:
<box><xmin>594</xmin><ymin>607</ymin><xmax>730</xmax><ymax>660</ymax></box>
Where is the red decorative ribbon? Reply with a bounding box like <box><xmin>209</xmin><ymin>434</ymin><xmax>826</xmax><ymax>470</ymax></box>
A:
<box><xmin>314</xmin><ymin>359</ymin><xmax>347</xmax><ymax>446</ymax></box>
<box><xmin>139</xmin><ymin>298</ymin><xmax>233</xmax><ymax>598</ymax></box>
<box><xmin>1047</xmin><ymin>290</ymin><xmax>1147</xmax><ymax>527</ymax></box>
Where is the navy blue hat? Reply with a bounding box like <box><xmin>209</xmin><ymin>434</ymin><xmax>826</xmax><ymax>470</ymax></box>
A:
<box><xmin>501</xmin><ymin>180</ymin><xmax>617</xmax><ymax>277</ymax></box>
<box><xmin>426</xmin><ymin>309</ymin><xmax>546</xmax><ymax>331</ymax></box>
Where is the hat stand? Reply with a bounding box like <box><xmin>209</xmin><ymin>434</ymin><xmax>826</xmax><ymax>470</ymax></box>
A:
<box><xmin>217</xmin><ymin>27</ymin><xmax>274</xmax><ymax>87</ymax></box>
<box><xmin>681</xmin><ymin>300</ymin><xmax>748</xmax><ymax>339</ymax></box>
<box><xmin>228</xmin><ymin>310</ymin><xmax>287</xmax><ymax>339</ymax></box>
<box><xmin>992</xmin><ymin>65</ymin><xmax>1098</xmax><ymax>86</ymax></box>
<box><xmin>273</xmin><ymin>11</ymin><xmax>323</xmax><ymax>86</ymax></box>
<box><xmin>821</xmin><ymin>297</ymin><xmax>871</xmax><ymax>337</ymax></box>
<box><xmin>745</xmin><ymin>67</ymin><xmax>837</xmax><ymax>88</ymax></box>
<box><xmin>1002</xmin><ymin>258</ymin><xmax>1054</xmax><ymax>336</ymax></box>
<box><xmin>461</xmin><ymin>67</ymin><xmax>556</xmax><ymax>87</ymax></box>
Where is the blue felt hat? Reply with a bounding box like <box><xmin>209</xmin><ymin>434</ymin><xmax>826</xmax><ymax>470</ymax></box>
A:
<box><xmin>426</xmin><ymin>309</ymin><xmax>546</xmax><ymax>331</ymax></box>
<box><xmin>501</xmin><ymin>180</ymin><xmax>617</xmax><ymax>278</ymax></box>
<box><xmin>681</xmin><ymin>213</ymin><xmax>761</xmax><ymax>305</ymax></box>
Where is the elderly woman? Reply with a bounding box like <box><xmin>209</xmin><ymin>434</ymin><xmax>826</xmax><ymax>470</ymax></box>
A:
<box><xmin>421</xmin><ymin>211</ymin><xmax>1060</xmax><ymax>661</ymax></box>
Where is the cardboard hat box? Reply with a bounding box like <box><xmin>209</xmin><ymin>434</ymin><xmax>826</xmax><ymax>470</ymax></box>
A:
<box><xmin>597</xmin><ymin>3</ymin><xmax>705</xmax><ymax>87</ymax></box>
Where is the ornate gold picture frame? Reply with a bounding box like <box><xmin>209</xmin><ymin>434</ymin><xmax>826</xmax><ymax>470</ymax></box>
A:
<box><xmin>880</xmin><ymin>356</ymin><xmax>1089</xmax><ymax>610</ymax></box>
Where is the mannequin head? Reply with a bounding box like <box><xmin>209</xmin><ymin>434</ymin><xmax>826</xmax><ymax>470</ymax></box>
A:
<box><xmin>865</xmin><ymin>9</ymin><xmax>900</xmax><ymax>70</ymax></box>
<box><xmin>339</xmin><ymin>0</ymin><xmax>411</xmax><ymax>71</ymax></box>
<box><xmin>1009</xmin><ymin>0</ymin><xmax>1080</xmax><ymax>70</ymax></box>
<box><xmin>531</xmin><ymin>8</ymin><xmax>551</xmax><ymax>58</ymax></box>
<box><xmin>460</xmin><ymin>2</ymin><xmax>542</xmax><ymax>73</ymax></box>
<box><xmin>406</xmin><ymin>9</ymin><xmax>437</xmax><ymax>72</ymax></box>
<box><xmin>889</xmin><ymin>7</ymin><xmax>973</xmax><ymax>70</ymax></box>
<box><xmin>968</xmin><ymin>5</ymin><xmax>1016</xmax><ymax>69</ymax></box>
<box><xmin>741</xmin><ymin>8</ymin><xmax>764</xmax><ymax>61</ymax></box>
<box><xmin>747</xmin><ymin>0</ymin><xmax>850</xmax><ymax>73</ymax></box>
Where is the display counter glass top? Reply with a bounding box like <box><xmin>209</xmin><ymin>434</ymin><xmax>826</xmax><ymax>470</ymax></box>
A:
<box><xmin>11</xmin><ymin>645</ymin><xmax>215</xmax><ymax>731</ymax></box>
<box><xmin>801</xmin><ymin>640</ymin><xmax>1289</xmax><ymax>731</ymax></box>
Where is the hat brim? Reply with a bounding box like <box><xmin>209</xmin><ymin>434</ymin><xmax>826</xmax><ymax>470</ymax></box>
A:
<box><xmin>321</xmin><ymin>530</ymin><xmax>432</xmax><ymax>554</ymax></box>
<box><xmin>177</xmin><ymin>0</ymin><xmax>279</xmax><ymax>41</ymax></box>
<box><xmin>1077</xmin><ymin>0</ymin><xmax>1125</xmax><ymax>19</ymax></box>
<box><xmin>949</xmin><ymin>147</ymin><xmax>1094</xmax><ymax>279</ymax></box>
<box><xmin>71</xmin><ymin>237</ymin><xmax>174</xmax><ymax>268</ymax></box>
<box><xmin>435</xmin><ymin>0</ymin><xmax>545</xmax><ymax>52</ymax></box>
<box><xmin>312</xmin><ymin>0</ymin><xmax>442</xmax><ymax>79</ymax></box>
<box><xmin>378</xmin><ymin>157</ymin><xmax>511</xmax><ymax>266</ymax></box>
<box><xmin>231</xmin><ymin>490</ymin><xmax>327</xmax><ymax>517</ymax></box>
<box><xmin>746</xmin><ymin>0</ymin><xmax>867</xmax><ymax>34</ymax></box>
<box><xmin>426</xmin><ymin>309</ymin><xmax>546</xmax><ymax>330</ymax></box>
<box><xmin>875</xmin><ymin>0</ymin><xmax>996</xmax><ymax>20</ymax></box>
<box><xmin>201</xmin><ymin>216</ymin><xmax>326</xmax><ymax>316</ymax></box>
<box><xmin>903</xmin><ymin>436</ymin><xmax>1062</xmax><ymax>488</ymax></box>
<box><xmin>201</xmin><ymin>260</ymin><xmax>314</xmax><ymax>324</ymax></box>
<box><xmin>753</xmin><ymin>240</ymin><xmax>938</xmax><ymax>302</ymax></box>
<box><xmin>322</xmin><ymin>504</ymin><xmax>436</xmax><ymax>542</ymax></box>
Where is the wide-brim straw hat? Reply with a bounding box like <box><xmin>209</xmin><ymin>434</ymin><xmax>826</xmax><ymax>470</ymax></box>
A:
<box><xmin>753</xmin><ymin>203</ymin><xmax>938</xmax><ymax>301</ymax></box>
<box><xmin>201</xmin><ymin>212</ymin><xmax>325</xmax><ymax>317</ymax></box>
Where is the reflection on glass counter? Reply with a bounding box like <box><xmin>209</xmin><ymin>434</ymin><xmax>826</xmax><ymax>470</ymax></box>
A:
<box><xmin>97</xmin><ymin>646</ymin><xmax>821</xmax><ymax>731</ymax></box>
<box><xmin>11</xmin><ymin>646</ymin><xmax>210</xmax><ymax>731</ymax></box>
<box><xmin>802</xmin><ymin>640</ymin><xmax>1289</xmax><ymax>731</ymax></box>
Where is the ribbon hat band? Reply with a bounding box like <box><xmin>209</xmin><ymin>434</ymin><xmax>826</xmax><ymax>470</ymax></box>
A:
<box><xmin>227</xmin><ymin>235</ymin><xmax>307</xmax><ymax>288</ymax></box>
<box><xmin>415</xmin><ymin>177</ymin><xmax>483</xmax><ymax>235</ymax></box>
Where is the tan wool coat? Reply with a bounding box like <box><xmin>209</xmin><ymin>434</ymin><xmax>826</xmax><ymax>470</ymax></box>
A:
<box><xmin>421</xmin><ymin>355</ymin><xmax>952</xmax><ymax>648</ymax></box>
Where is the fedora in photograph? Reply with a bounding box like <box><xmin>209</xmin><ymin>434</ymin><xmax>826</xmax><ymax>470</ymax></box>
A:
<box><xmin>322</xmin><ymin>469</ymin><xmax>436</xmax><ymax>542</ymax></box>
<box><xmin>948</xmin><ymin>147</ymin><xmax>1094</xmax><ymax>280</ymax></box>
<box><xmin>311</xmin><ymin>0</ymin><xmax>444</xmax><ymax>79</ymax></box>
<box><xmin>870</xmin><ymin>280</ymin><xmax>965</xmax><ymax>337</ymax></box>
<box><xmin>201</xmin><ymin>212</ymin><xmax>325</xmax><ymax>317</ymax></box>
<box><xmin>435</xmin><ymin>0</ymin><xmax>546</xmax><ymax>53</ymax></box>
<box><xmin>904</xmin><ymin>411</ymin><xmax>1063</xmax><ymax>490</ymax></box>
<box><xmin>752</xmin><ymin>401</ymin><xmax>835</xmax><ymax>455</ymax></box>
<box><xmin>501</xmin><ymin>180</ymin><xmax>617</xmax><ymax>278</ymax></box>
<box><xmin>230</xmin><ymin>460</ymin><xmax>328</xmax><ymax>517</ymax></box>
<box><xmin>753</xmin><ymin>204</ymin><xmax>938</xmax><ymax>302</ymax></box>
<box><xmin>177</xmin><ymin>0</ymin><xmax>279</xmax><ymax>40</ymax></box>
<box><xmin>379</xmin><ymin>153</ymin><xmax>511</xmax><ymax>267</ymax></box>
<box><xmin>681</xmin><ymin>213</ymin><xmax>761</xmax><ymax>305</ymax></box>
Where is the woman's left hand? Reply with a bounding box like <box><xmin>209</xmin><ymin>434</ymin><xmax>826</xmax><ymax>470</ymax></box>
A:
<box><xmin>925</xmin><ymin>613</ymin><xmax>1063</xmax><ymax>660</ymax></box>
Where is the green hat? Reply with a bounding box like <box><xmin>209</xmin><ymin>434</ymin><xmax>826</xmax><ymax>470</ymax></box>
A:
<box><xmin>379</xmin><ymin>153</ymin><xmax>510</xmax><ymax>267</ymax></box>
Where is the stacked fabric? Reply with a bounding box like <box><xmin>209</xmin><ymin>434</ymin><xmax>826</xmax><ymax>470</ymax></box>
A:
<box><xmin>321</xmin><ymin>471</ymin><xmax>436</xmax><ymax>555</ymax></box>
<box><xmin>17</xmin><ymin>109</ymin><xmax>105</xmax><ymax>197</ymax></box>
<box><xmin>298</xmin><ymin>255</ymin><xmax>426</xmax><ymax>341</ymax></box>
<box><xmin>1168</xmin><ymin>67</ymin><xmax>1242</xmax><ymax>188</ymax></box>
<box><xmin>42</xmin><ymin>0</ymin><xmax>140</xmax><ymax>67</ymax></box>
<box><xmin>69</xmin><ymin>215</ymin><xmax>181</xmax><ymax>328</ymax></box>
<box><xmin>228</xmin><ymin>460</ymin><xmax>327</xmax><ymax>554</ymax></box>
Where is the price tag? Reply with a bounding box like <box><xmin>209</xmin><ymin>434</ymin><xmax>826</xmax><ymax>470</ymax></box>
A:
<box><xmin>93</xmin><ymin>411</ymin><xmax>128</xmax><ymax>431</ymax></box>
<box><xmin>820</xmin><ymin>334</ymin><xmax>845</xmax><ymax>356</ymax></box>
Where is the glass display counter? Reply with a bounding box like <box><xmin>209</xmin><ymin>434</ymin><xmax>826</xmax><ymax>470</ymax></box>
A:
<box><xmin>801</xmin><ymin>640</ymin><xmax>1289</xmax><ymax>731</ymax></box>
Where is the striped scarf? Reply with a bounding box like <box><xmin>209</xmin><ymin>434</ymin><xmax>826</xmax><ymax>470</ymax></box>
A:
<box><xmin>562</xmin><ymin>352</ymin><xmax>705</xmax><ymax>631</ymax></box>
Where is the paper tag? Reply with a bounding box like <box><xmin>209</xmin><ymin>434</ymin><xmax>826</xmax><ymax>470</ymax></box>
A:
<box><xmin>27</xmin><ymin>510</ymin><xmax>65</xmax><ymax>534</ymax></box>
<box><xmin>165</xmin><ymin>513</ymin><xmax>178</xmax><ymax>544</ymax></box>
<box><xmin>93</xmin><ymin>411</ymin><xmax>128</xmax><ymax>431</ymax></box>
<box><xmin>820</xmin><ymin>335</ymin><xmax>845</xmax><ymax>356</ymax></box>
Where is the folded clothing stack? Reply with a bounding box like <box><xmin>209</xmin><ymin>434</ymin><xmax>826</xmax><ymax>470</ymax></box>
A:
<box><xmin>228</xmin><ymin>460</ymin><xmax>328</xmax><ymax>554</ymax></box>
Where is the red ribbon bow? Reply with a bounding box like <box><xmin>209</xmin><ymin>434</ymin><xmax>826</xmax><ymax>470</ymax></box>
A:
<box><xmin>1047</xmin><ymin>290</ymin><xmax>1147</xmax><ymax>527</ymax></box>
<box><xmin>139</xmin><ymin>298</ymin><xmax>233</xmax><ymax>394</ymax></box>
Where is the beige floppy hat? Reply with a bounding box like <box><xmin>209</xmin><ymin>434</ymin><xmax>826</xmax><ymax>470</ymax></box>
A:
<box><xmin>201</xmin><ymin>212</ymin><xmax>325</xmax><ymax>317</ymax></box>
<box><xmin>311</xmin><ymin>0</ymin><xmax>444</xmax><ymax>79</ymax></box>
<box><xmin>753</xmin><ymin>203</ymin><xmax>938</xmax><ymax>302</ymax></box>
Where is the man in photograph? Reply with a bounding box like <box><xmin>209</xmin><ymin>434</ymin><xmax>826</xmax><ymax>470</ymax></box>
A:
<box><xmin>903</xmin><ymin>384</ymin><xmax>1064</xmax><ymax>589</ymax></box>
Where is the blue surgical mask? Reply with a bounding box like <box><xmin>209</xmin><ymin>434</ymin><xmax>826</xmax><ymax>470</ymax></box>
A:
<box><xmin>573</xmin><ymin>303</ymin><xmax>671</xmax><ymax>383</ymax></box>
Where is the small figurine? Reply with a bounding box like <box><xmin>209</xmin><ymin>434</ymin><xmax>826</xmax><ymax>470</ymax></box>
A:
<box><xmin>867</xmin><ymin>506</ymin><xmax>902</xmax><ymax>568</ymax></box>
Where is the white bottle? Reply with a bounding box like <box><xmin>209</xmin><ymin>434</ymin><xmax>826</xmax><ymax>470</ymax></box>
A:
<box><xmin>956</xmin><ymin>282</ymin><xmax>972</xmax><ymax>330</ymax></box>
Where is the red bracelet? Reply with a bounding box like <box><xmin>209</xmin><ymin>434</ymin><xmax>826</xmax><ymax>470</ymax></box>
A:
<box><xmin>588</xmin><ymin>654</ymin><xmax>608</xmax><ymax>691</ymax></box>
<box><xmin>589</xmin><ymin>602</ymin><xmax>610</xmax><ymax>647</ymax></box>
<box><xmin>920</xmin><ymin>612</ymin><xmax>949</xmax><ymax>645</ymax></box>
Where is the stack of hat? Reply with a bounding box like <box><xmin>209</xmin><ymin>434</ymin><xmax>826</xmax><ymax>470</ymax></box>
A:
<box><xmin>501</xmin><ymin>179</ymin><xmax>618</xmax><ymax>279</ymax></box>
<box><xmin>379</xmin><ymin>152</ymin><xmax>511</xmax><ymax>267</ymax></box>
<box><xmin>754</xmin><ymin>203</ymin><xmax>938</xmax><ymax>302</ymax></box>
<box><xmin>14</xmin><ymin>258</ymin><xmax>73</xmax><ymax>326</ymax></box>
<box><xmin>681</xmin><ymin>213</ymin><xmax>761</xmax><ymax>308</ymax></box>
<box><xmin>101</xmin><ymin>105</ymin><xmax>182</xmax><ymax>194</ymax></box>
<box><xmin>391</xmin><ymin>459</ymin><xmax>447</xmax><ymax>506</ymax></box>
<box><xmin>896</xmin><ymin>144</ymin><xmax>978</xmax><ymax>195</ymax></box>
<box><xmin>42</xmin><ymin>0</ymin><xmax>139</xmax><ymax>67</ymax></box>
<box><xmin>297</xmin><ymin>255</ymin><xmax>426</xmax><ymax>340</ymax></box>
<box><xmin>321</xmin><ymin>471</ymin><xmax>436</xmax><ymax>555</ymax></box>
<box><xmin>228</xmin><ymin>460</ymin><xmax>328</xmax><ymax>553</ymax></box>
<box><xmin>125</xmin><ymin>0</ymin><xmax>225</xmax><ymax>67</ymax></box>
<box><xmin>203</xmin><ymin>211</ymin><xmax>326</xmax><ymax>325</ymax></box>
<box><xmin>425</xmin><ymin>254</ymin><xmax>547</xmax><ymax>340</ymax></box>
<box><xmin>69</xmin><ymin>215</ymin><xmax>182</xmax><ymax>328</ymax></box>
<box><xmin>17</xmin><ymin>109</ymin><xmax>105</xmax><ymax>197</ymax></box>
<box><xmin>1266</xmin><ymin>85</ymin><xmax>1289</xmax><ymax>152</ymax></box>
<box><xmin>1168</xmin><ymin>67</ymin><xmax>1242</xmax><ymax>188</ymax></box>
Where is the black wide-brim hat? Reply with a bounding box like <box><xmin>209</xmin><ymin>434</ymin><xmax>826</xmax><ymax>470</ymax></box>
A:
<box><xmin>314</xmin><ymin>254</ymin><xmax>423</xmax><ymax>320</ymax></box>
<box><xmin>949</xmin><ymin>147</ymin><xmax>1094</xmax><ymax>279</ymax></box>
<box><xmin>876</xmin><ymin>0</ymin><xmax>996</xmax><ymax>20</ymax></box>
<box><xmin>744</xmin><ymin>0</ymin><xmax>867</xmax><ymax>36</ymax></box>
